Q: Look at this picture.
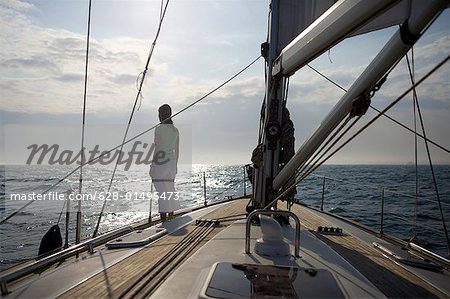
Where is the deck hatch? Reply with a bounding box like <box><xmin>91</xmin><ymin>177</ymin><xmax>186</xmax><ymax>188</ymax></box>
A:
<box><xmin>203</xmin><ymin>262</ymin><xmax>344</xmax><ymax>298</ymax></box>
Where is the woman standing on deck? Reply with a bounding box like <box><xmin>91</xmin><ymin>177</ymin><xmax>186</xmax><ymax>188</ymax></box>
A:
<box><xmin>150</xmin><ymin>104</ymin><xmax>180</xmax><ymax>221</ymax></box>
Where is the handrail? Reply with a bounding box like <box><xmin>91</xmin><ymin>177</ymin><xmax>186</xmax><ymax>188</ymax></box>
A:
<box><xmin>0</xmin><ymin>193</ymin><xmax>248</xmax><ymax>295</ymax></box>
<box><xmin>311</xmin><ymin>173</ymin><xmax>450</xmax><ymax>257</ymax></box>
<box><xmin>408</xmin><ymin>242</ymin><xmax>450</xmax><ymax>268</ymax></box>
<box><xmin>309</xmin><ymin>173</ymin><xmax>450</xmax><ymax>207</ymax></box>
<box><xmin>0</xmin><ymin>225</ymin><xmax>132</xmax><ymax>295</ymax></box>
<box><xmin>311</xmin><ymin>174</ymin><xmax>450</xmax><ymax>234</ymax></box>
<box><xmin>202</xmin><ymin>168</ymin><xmax>251</xmax><ymax>203</ymax></box>
<box><xmin>245</xmin><ymin>210</ymin><xmax>301</xmax><ymax>257</ymax></box>
<box><xmin>1</xmin><ymin>165</ymin><xmax>251</xmax><ymax>283</ymax></box>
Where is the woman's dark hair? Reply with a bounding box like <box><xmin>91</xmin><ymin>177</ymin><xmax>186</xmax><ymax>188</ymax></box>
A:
<box><xmin>159</xmin><ymin>104</ymin><xmax>173</xmax><ymax>124</ymax></box>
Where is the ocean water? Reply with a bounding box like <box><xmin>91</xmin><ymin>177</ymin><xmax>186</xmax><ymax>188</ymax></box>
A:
<box><xmin>1</xmin><ymin>164</ymin><xmax>449</xmax><ymax>270</ymax></box>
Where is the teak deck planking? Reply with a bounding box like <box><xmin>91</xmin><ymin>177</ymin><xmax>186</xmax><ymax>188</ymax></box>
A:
<box><xmin>54</xmin><ymin>198</ymin><xmax>447</xmax><ymax>298</ymax></box>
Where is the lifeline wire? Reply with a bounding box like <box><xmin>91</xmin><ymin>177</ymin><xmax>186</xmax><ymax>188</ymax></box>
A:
<box><xmin>405</xmin><ymin>52</ymin><xmax>450</xmax><ymax>256</ymax></box>
<box><xmin>265</xmin><ymin>55</ymin><xmax>450</xmax><ymax>210</ymax></box>
<box><xmin>292</xmin><ymin>55</ymin><xmax>450</xmax><ymax>200</ymax></box>
<box><xmin>76</xmin><ymin>0</ymin><xmax>93</xmax><ymax>244</ymax></box>
<box><xmin>296</xmin><ymin>115</ymin><xmax>360</xmax><ymax>181</ymax></box>
<box><xmin>92</xmin><ymin>0</ymin><xmax>171</xmax><ymax>238</ymax></box>
<box><xmin>306</xmin><ymin>64</ymin><xmax>450</xmax><ymax>154</ymax></box>
<box><xmin>410</xmin><ymin>48</ymin><xmax>420</xmax><ymax>240</ymax></box>
<box><xmin>0</xmin><ymin>55</ymin><xmax>262</xmax><ymax>226</ymax></box>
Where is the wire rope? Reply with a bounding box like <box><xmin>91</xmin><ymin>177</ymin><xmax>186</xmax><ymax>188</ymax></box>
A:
<box><xmin>75</xmin><ymin>0</ymin><xmax>93</xmax><ymax>244</ymax></box>
<box><xmin>410</xmin><ymin>47</ymin><xmax>420</xmax><ymax>241</ymax></box>
<box><xmin>306</xmin><ymin>64</ymin><xmax>450</xmax><ymax>154</ymax></box>
<box><xmin>0</xmin><ymin>55</ymin><xmax>262</xmax><ymax>226</ymax></box>
<box><xmin>264</xmin><ymin>55</ymin><xmax>449</xmax><ymax>210</ymax></box>
<box><xmin>405</xmin><ymin>52</ymin><xmax>450</xmax><ymax>256</ymax></box>
<box><xmin>92</xmin><ymin>0</ymin><xmax>171</xmax><ymax>238</ymax></box>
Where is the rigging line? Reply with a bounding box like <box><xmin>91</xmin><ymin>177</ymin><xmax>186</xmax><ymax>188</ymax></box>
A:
<box><xmin>136</xmin><ymin>72</ymin><xmax>144</xmax><ymax>111</ymax></box>
<box><xmin>57</xmin><ymin>199</ymin><xmax>66</xmax><ymax>224</ymax></box>
<box><xmin>168</xmin><ymin>56</ymin><xmax>262</xmax><ymax>121</ymax></box>
<box><xmin>296</xmin><ymin>115</ymin><xmax>361</xmax><ymax>185</ymax></box>
<box><xmin>411</xmin><ymin>48</ymin><xmax>419</xmax><ymax>240</ymax></box>
<box><xmin>264</xmin><ymin>54</ymin><xmax>450</xmax><ymax>210</ymax></box>
<box><xmin>159</xmin><ymin>0</ymin><xmax>164</xmax><ymax>21</ymax></box>
<box><xmin>307</xmin><ymin>64</ymin><xmax>346</xmax><ymax>92</ymax></box>
<box><xmin>138</xmin><ymin>0</ymin><xmax>169</xmax><ymax>101</ymax></box>
<box><xmin>284</xmin><ymin>76</ymin><xmax>290</xmax><ymax>104</ymax></box>
<box><xmin>369</xmin><ymin>105</ymin><xmax>450</xmax><ymax>154</ymax></box>
<box><xmin>297</xmin><ymin>116</ymin><xmax>361</xmax><ymax>183</ymax></box>
<box><xmin>282</xmin><ymin>115</ymin><xmax>359</xmax><ymax>211</ymax></box>
<box><xmin>405</xmin><ymin>53</ymin><xmax>450</xmax><ymax>256</ymax></box>
<box><xmin>292</xmin><ymin>68</ymin><xmax>355</xmax><ymax>176</ymax></box>
<box><xmin>296</xmin><ymin>115</ymin><xmax>352</xmax><ymax>177</ymax></box>
<box><xmin>307</xmin><ymin>63</ymin><xmax>450</xmax><ymax>154</ymax></box>
<box><xmin>258</xmin><ymin>61</ymin><xmax>268</xmax><ymax>144</ymax></box>
<box><xmin>0</xmin><ymin>55</ymin><xmax>261</xmax><ymax>226</ymax></box>
<box><xmin>92</xmin><ymin>0</ymin><xmax>170</xmax><ymax>238</ymax></box>
<box><xmin>75</xmin><ymin>0</ymin><xmax>92</xmax><ymax>245</ymax></box>
<box><xmin>64</xmin><ymin>190</ymin><xmax>71</xmax><ymax>248</ymax></box>
<box><xmin>281</xmin><ymin>77</ymin><xmax>293</xmax><ymax>206</ymax></box>
<box><xmin>258</xmin><ymin>99</ymin><xmax>265</xmax><ymax>144</ymax></box>
<box><xmin>137</xmin><ymin>0</ymin><xmax>167</xmax><ymax>112</ymax></box>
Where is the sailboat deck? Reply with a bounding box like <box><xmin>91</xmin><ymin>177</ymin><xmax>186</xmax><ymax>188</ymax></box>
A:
<box><xmin>59</xmin><ymin>199</ymin><xmax>248</xmax><ymax>298</ymax></box>
<box><xmin>52</xmin><ymin>198</ymin><xmax>447</xmax><ymax>298</ymax></box>
<box><xmin>290</xmin><ymin>204</ymin><xmax>448</xmax><ymax>298</ymax></box>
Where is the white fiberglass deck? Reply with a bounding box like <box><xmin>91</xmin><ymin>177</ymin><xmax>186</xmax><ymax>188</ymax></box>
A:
<box><xmin>152</xmin><ymin>218</ymin><xmax>385</xmax><ymax>298</ymax></box>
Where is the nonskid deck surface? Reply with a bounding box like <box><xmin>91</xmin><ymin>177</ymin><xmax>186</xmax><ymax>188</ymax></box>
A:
<box><xmin>59</xmin><ymin>199</ymin><xmax>247</xmax><ymax>298</ymax></box>
<box><xmin>59</xmin><ymin>199</ymin><xmax>447</xmax><ymax>298</ymax></box>
<box><xmin>5</xmin><ymin>199</ymin><xmax>447</xmax><ymax>298</ymax></box>
<box><xmin>152</xmin><ymin>203</ymin><xmax>448</xmax><ymax>299</ymax></box>
<box><xmin>289</xmin><ymin>204</ymin><xmax>449</xmax><ymax>298</ymax></box>
<box><xmin>3</xmin><ymin>202</ymin><xmax>232</xmax><ymax>298</ymax></box>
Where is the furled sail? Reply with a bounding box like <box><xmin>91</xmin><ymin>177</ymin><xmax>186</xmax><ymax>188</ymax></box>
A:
<box><xmin>277</xmin><ymin>0</ymin><xmax>336</xmax><ymax>51</ymax></box>
<box><xmin>272</xmin><ymin>0</ymin><xmax>449</xmax><ymax>192</ymax></box>
<box><xmin>277</xmin><ymin>0</ymin><xmax>447</xmax><ymax>53</ymax></box>
<box><xmin>351</xmin><ymin>0</ymin><xmax>450</xmax><ymax>37</ymax></box>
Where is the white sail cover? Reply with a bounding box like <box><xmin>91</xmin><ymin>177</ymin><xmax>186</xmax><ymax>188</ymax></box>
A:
<box><xmin>278</xmin><ymin>0</ymin><xmax>336</xmax><ymax>51</ymax></box>
<box><xmin>277</xmin><ymin>0</ymin><xmax>438</xmax><ymax>53</ymax></box>
<box><xmin>272</xmin><ymin>0</ymin><xmax>448</xmax><ymax>191</ymax></box>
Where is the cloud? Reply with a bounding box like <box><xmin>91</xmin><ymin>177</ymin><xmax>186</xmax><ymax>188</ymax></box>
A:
<box><xmin>285</xmin><ymin>32</ymin><xmax>450</xmax><ymax>111</ymax></box>
<box><xmin>0</xmin><ymin>0</ymin><xmax>263</xmax><ymax>118</ymax></box>
<box><xmin>56</xmin><ymin>73</ymin><xmax>84</xmax><ymax>83</ymax></box>
<box><xmin>0</xmin><ymin>1</ymin><xmax>154</xmax><ymax>114</ymax></box>
<box><xmin>413</xmin><ymin>34</ymin><xmax>450</xmax><ymax>62</ymax></box>
<box><xmin>2</xmin><ymin>56</ymin><xmax>60</xmax><ymax>73</ymax></box>
<box><xmin>1</xmin><ymin>0</ymin><xmax>448</xmax><ymax>165</ymax></box>
<box><xmin>373</xmin><ymin>36</ymin><xmax>450</xmax><ymax>108</ymax></box>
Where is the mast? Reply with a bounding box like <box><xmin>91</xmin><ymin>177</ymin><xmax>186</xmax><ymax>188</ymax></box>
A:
<box><xmin>254</xmin><ymin>0</ymin><xmax>448</xmax><ymax>206</ymax></box>
<box><xmin>253</xmin><ymin>0</ymin><xmax>284</xmax><ymax>208</ymax></box>
<box><xmin>253</xmin><ymin>0</ymin><xmax>334</xmax><ymax>207</ymax></box>
<box><xmin>273</xmin><ymin>0</ymin><xmax>447</xmax><ymax>191</ymax></box>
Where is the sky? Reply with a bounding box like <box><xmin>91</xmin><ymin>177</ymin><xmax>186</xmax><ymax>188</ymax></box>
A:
<box><xmin>1</xmin><ymin>0</ymin><xmax>449</xmax><ymax>165</ymax></box>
